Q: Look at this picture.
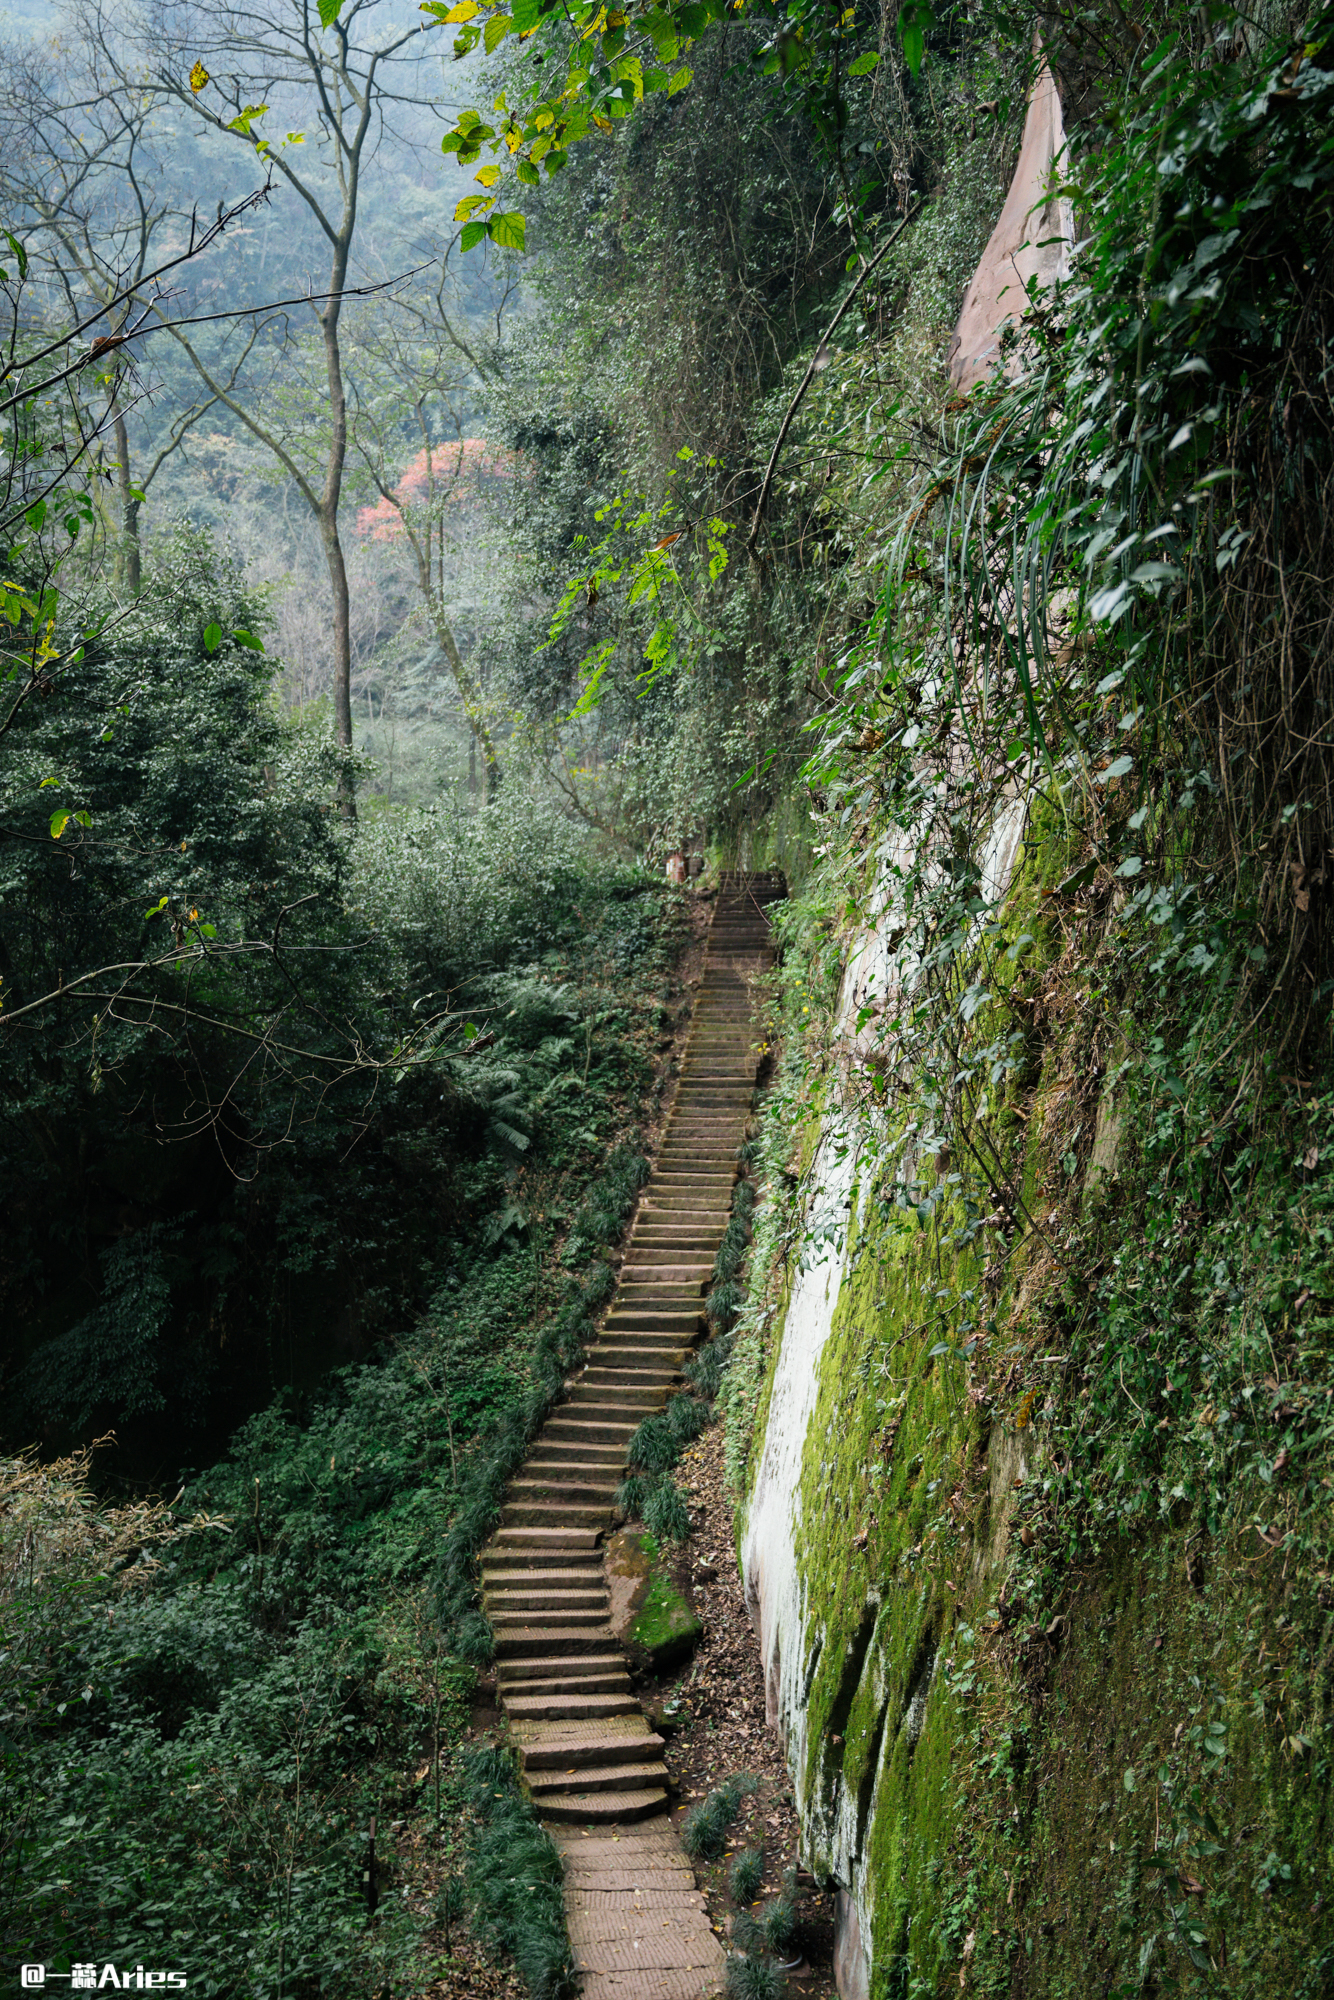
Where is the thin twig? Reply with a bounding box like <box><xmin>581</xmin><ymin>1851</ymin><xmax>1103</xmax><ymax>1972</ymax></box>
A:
<box><xmin>747</xmin><ymin>201</ymin><xmax>921</xmax><ymax>551</ymax></box>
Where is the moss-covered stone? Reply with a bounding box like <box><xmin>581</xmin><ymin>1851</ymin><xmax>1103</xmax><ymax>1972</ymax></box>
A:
<box><xmin>606</xmin><ymin>1526</ymin><xmax>703</xmax><ymax>1671</ymax></box>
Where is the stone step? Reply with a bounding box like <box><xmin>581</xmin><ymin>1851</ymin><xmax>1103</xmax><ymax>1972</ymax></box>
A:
<box><xmin>483</xmin><ymin>1563</ymin><xmax>606</xmax><ymax>1589</ymax></box>
<box><xmin>611</xmin><ymin>1296</ymin><xmax>708</xmax><ymax>1315</ymax></box>
<box><xmin>628</xmin><ymin>1214</ymin><xmax>735</xmax><ymax>1232</ymax></box>
<box><xmin>503</xmin><ymin>1667</ymin><xmax>632</xmax><ymax>1695</ymax></box>
<box><xmin>600</xmin><ymin>1312</ymin><xmax>703</xmax><ymax>1333</ymax></box>
<box><xmin>536</xmin><ymin>1785</ymin><xmax>668</xmax><ymax>1825</ymax></box>
<box><xmin>523</xmin><ymin>1440</ymin><xmax>626</xmax><ymax>1464</ymax></box>
<box><xmin>541</xmin><ymin>1416</ymin><xmax>640</xmax><ymax>1444</ymax></box>
<box><xmin>493</xmin><ymin>1526</ymin><xmax>602</xmax><ymax>1551</ymax></box>
<box><xmin>527</xmin><ymin>1759</ymin><xmax>667</xmax><ymax>1797</ymax></box>
<box><xmin>500</xmin><ymin>1500</ymin><xmax>611</xmax><ymax>1527</ymax></box>
<box><xmin>507</xmin><ymin>1476</ymin><xmax>620</xmax><ymax>1505</ymax></box>
<box><xmin>578</xmin><ymin>1365</ymin><xmax>680</xmax><ymax>1388</ymax></box>
<box><xmin>628</xmin><ymin>1248</ymin><xmax>720</xmax><ymax>1264</ymax></box>
<box><xmin>497</xmin><ymin>1651</ymin><xmax>628</xmax><ymax>1684</ymax></box>
<box><xmin>504</xmin><ymin>1687</ymin><xmax>642</xmax><ymax>1717</ymax></box>
<box><xmin>563</xmin><ymin>1384</ymin><xmax>666</xmax><ymax>1411</ymax></box>
<box><xmin>522</xmin><ymin>1455</ymin><xmax>630</xmax><ymax>1481</ymax></box>
<box><xmin>486</xmin><ymin>1545</ymin><xmax>605</xmax><ymax>1570</ymax></box>
<box><xmin>590</xmin><ymin>1338</ymin><xmax>690</xmax><ymax>1360</ymax></box>
<box><xmin>486</xmin><ymin>1586</ymin><xmax>609</xmax><ymax>1611</ymax></box>
<box><xmin>491</xmin><ymin>1605</ymin><xmax>611</xmax><ymax>1629</ymax></box>
<box><xmin>522</xmin><ymin>1731</ymin><xmax>663</xmax><ymax>1773</ymax></box>
<box><xmin>618</xmin><ymin>1266</ymin><xmax>712</xmax><ymax>1285</ymax></box>
<box><xmin>494</xmin><ymin>1626</ymin><xmax>621</xmax><ymax>1661</ymax></box>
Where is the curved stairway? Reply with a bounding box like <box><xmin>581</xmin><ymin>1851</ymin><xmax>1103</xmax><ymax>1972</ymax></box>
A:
<box><xmin>481</xmin><ymin>871</ymin><xmax>782</xmax><ymax>1999</ymax></box>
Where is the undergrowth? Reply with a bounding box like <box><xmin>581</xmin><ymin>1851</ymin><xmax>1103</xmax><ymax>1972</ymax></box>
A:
<box><xmin>460</xmin><ymin>1745</ymin><xmax>576</xmax><ymax>2000</ymax></box>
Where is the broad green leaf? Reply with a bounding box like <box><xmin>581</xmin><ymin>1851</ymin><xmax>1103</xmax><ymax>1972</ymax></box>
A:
<box><xmin>49</xmin><ymin>811</ymin><xmax>71</xmax><ymax>840</ymax></box>
<box><xmin>232</xmin><ymin>628</ymin><xmax>265</xmax><ymax>652</ymax></box>
<box><xmin>488</xmin><ymin>210</ymin><xmax>527</xmax><ymax>252</ymax></box>
<box><xmin>898</xmin><ymin>1</ymin><xmax>932</xmax><ymax>73</ymax></box>
<box><xmin>318</xmin><ymin>0</ymin><xmax>343</xmax><ymax>23</ymax></box>
<box><xmin>460</xmin><ymin>219</ymin><xmax>489</xmax><ymax>252</ymax></box>
<box><xmin>145</xmin><ymin>895</ymin><xmax>169</xmax><ymax>920</ymax></box>
<box><xmin>847</xmin><ymin>49</ymin><xmax>879</xmax><ymax>75</ymax></box>
<box><xmin>511</xmin><ymin>0</ymin><xmax>544</xmax><ymax>25</ymax></box>
<box><xmin>202</xmin><ymin>622</ymin><xmax>223</xmax><ymax>653</ymax></box>
<box><xmin>517</xmin><ymin>159</ymin><xmax>541</xmax><ymax>185</ymax></box>
<box><xmin>667</xmin><ymin>64</ymin><xmax>692</xmax><ymax>93</ymax></box>
<box><xmin>26</xmin><ymin>499</ymin><xmax>46</xmax><ymax>533</ymax></box>
<box><xmin>484</xmin><ymin>12</ymin><xmax>512</xmax><ymax>50</ymax></box>
<box><xmin>474</xmin><ymin>163</ymin><xmax>503</xmax><ymax>187</ymax></box>
<box><xmin>39</xmin><ymin>776</ymin><xmax>60</xmax><ymax>789</ymax></box>
<box><xmin>454</xmin><ymin>192</ymin><xmax>494</xmax><ymax>220</ymax></box>
<box><xmin>4</xmin><ymin>231</ymin><xmax>28</xmax><ymax>280</ymax></box>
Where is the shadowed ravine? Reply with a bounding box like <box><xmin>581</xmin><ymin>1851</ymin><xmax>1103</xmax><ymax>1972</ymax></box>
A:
<box><xmin>482</xmin><ymin>872</ymin><xmax>781</xmax><ymax>2000</ymax></box>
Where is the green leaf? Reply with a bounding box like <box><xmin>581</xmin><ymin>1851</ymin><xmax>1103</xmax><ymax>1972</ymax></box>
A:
<box><xmin>318</xmin><ymin>0</ymin><xmax>343</xmax><ymax>25</ymax></box>
<box><xmin>202</xmin><ymin>622</ymin><xmax>223</xmax><ymax>654</ymax></box>
<box><xmin>49</xmin><ymin>811</ymin><xmax>71</xmax><ymax>840</ymax></box>
<box><xmin>516</xmin><ymin>158</ymin><xmax>540</xmax><ymax>185</ymax></box>
<box><xmin>898</xmin><ymin>1</ymin><xmax>932</xmax><ymax>73</ymax></box>
<box><xmin>488</xmin><ymin>210</ymin><xmax>527</xmax><ymax>252</ymax></box>
<box><xmin>4</xmin><ymin>231</ymin><xmax>27</xmax><ymax>280</ymax></box>
<box><xmin>25</xmin><ymin>499</ymin><xmax>46</xmax><ymax>533</ymax></box>
<box><xmin>144</xmin><ymin>896</ymin><xmax>169</xmax><ymax>921</ymax></box>
<box><xmin>484</xmin><ymin>11</ymin><xmax>512</xmax><ymax>50</ymax></box>
<box><xmin>1123</xmin><ymin>1767</ymin><xmax>1136</xmax><ymax>1792</ymax></box>
<box><xmin>232</xmin><ymin>628</ymin><xmax>265</xmax><ymax>652</ymax></box>
<box><xmin>847</xmin><ymin>50</ymin><xmax>879</xmax><ymax>75</ymax></box>
<box><xmin>667</xmin><ymin>64</ymin><xmax>692</xmax><ymax>94</ymax></box>
<box><xmin>460</xmin><ymin>219</ymin><xmax>489</xmax><ymax>252</ymax></box>
<box><xmin>511</xmin><ymin>0</ymin><xmax>543</xmax><ymax>25</ymax></box>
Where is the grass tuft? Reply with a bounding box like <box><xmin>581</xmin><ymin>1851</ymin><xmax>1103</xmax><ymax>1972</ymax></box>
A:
<box><xmin>725</xmin><ymin>1951</ymin><xmax>786</xmax><ymax>1998</ymax></box>
<box><xmin>729</xmin><ymin>1847</ymin><xmax>765</xmax><ymax>1904</ymax></box>
<box><xmin>642</xmin><ymin>1478</ymin><xmax>691</xmax><ymax>1544</ymax></box>
<box><xmin>462</xmin><ymin>1745</ymin><xmax>576</xmax><ymax>1999</ymax></box>
<box><xmin>681</xmin><ymin>1774</ymin><xmax>752</xmax><ymax>1858</ymax></box>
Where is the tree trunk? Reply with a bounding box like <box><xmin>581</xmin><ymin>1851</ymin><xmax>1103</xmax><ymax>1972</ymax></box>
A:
<box><xmin>320</xmin><ymin>280</ymin><xmax>356</xmax><ymax>816</ymax></box>
<box><xmin>111</xmin><ymin>398</ymin><xmax>141</xmax><ymax>596</ymax></box>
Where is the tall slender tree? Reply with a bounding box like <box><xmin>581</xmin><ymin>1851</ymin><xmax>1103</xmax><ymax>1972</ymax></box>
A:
<box><xmin>87</xmin><ymin>0</ymin><xmax>446</xmax><ymax>788</ymax></box>
<box><xmin>345</xmin><ymin>263</ymin><xmax>513</xmax><ymax>797</ymax></box>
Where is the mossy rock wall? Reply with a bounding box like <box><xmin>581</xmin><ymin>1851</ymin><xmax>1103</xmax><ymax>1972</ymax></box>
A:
<box><xmin>738</xmin><ymin>826</ymin><xmax>1334</xmax><ymax>1999</ymax></box>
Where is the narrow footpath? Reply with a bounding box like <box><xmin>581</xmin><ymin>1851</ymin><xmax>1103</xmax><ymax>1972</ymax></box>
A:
<box><xmin>481</xmin><ymin>871</ymin><xmax>781</xmax><ymax>2000</ymax></box>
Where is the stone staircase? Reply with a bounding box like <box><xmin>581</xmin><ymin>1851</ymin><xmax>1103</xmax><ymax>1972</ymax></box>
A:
<box><xmin>480</xmin><ymin>871</ymin><xmax>782</xmax><ymax>1997</ymax></box>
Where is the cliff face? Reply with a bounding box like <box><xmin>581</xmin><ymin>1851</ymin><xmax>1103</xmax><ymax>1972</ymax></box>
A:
<box><xmin>735</xmin><ymin>815</ymin><xmax>1334</xmax><ymax>1998</ymax></box>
